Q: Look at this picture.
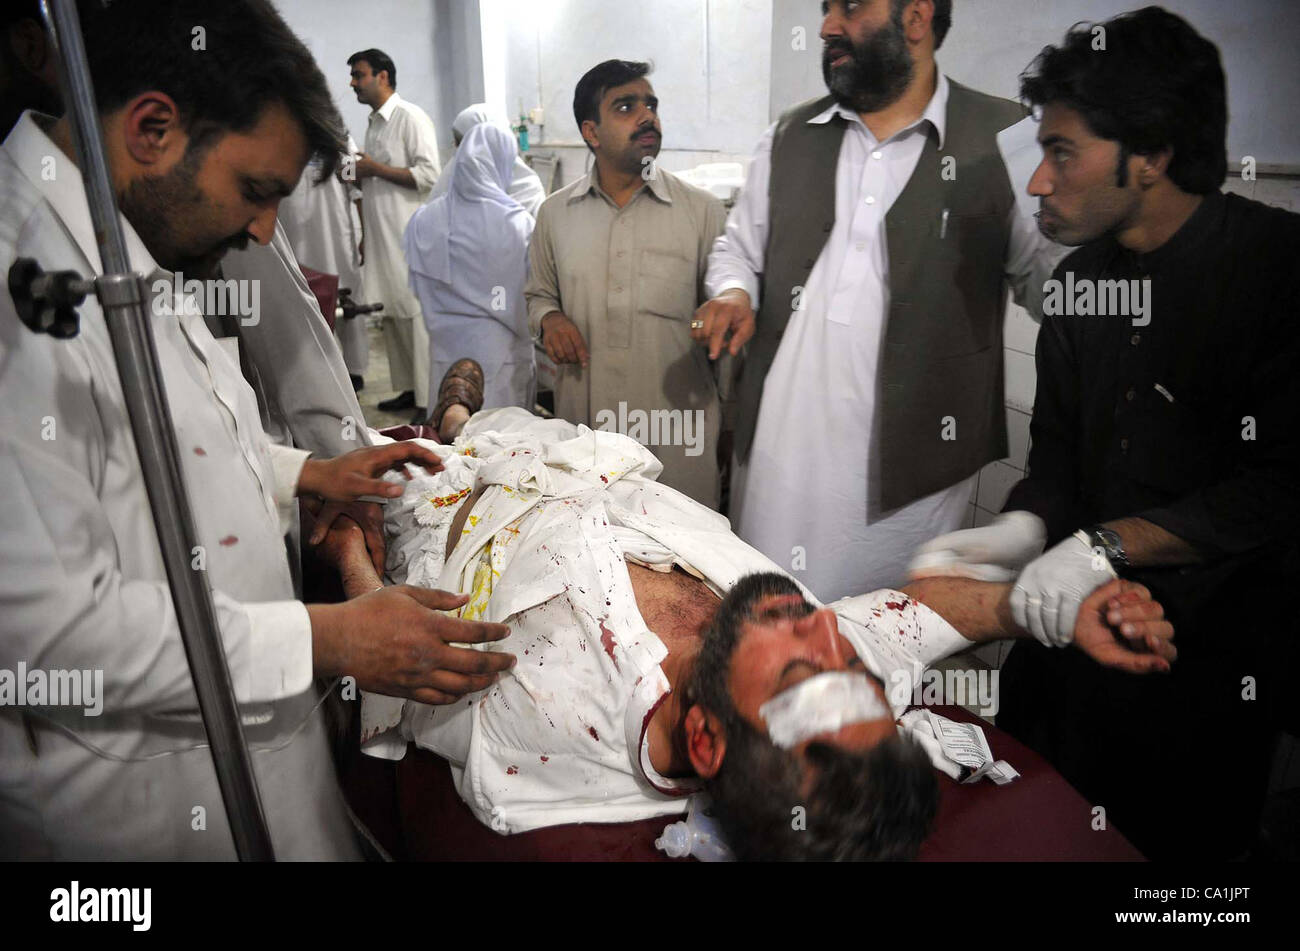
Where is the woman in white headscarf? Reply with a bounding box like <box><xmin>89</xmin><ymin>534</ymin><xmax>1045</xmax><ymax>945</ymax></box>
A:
<box><xmin>427</xmin><ymin>103</ymin><xmax>546</xmax><ymax>216</ymax></box>
<box><xmin>405</xmin><ymin>122</ymin><xmax>537</xmax><ymax>418</ymax></box>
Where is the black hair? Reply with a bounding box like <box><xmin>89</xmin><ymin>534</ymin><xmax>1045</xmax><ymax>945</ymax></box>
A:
<box><xmin>81</xmin><ymin>0</ymin><xmax>346</xmax><ymax>181</ymax></box>
<box><xmin>572</xmin><ymin>58</ymin><xmax>651</xmax><ymax>146</ymax></box>
<box><xmin>826</xmin><ymin>0</ymin><xmax>952</xmax><ymax>49</ymax></box>
<box><xmin>348</xmin><ymin>48</ymin><xmax>397</xmax><ymax>91</ymax></box>
<box><xmin>1018</xmin><ymin>6</ymin><xmax>1227</xmax><ymax>194</ymax></box>
<box><xmin>688</xmin><ymin>572</ymin><xmax>938</xmax><ymax>861</ymax></box>
<box><xmin>1</xmin><ymin>1</ymin><xmax>42</xmax><ymax>30</ymax></box>
<box><xmin>930</xmin><ymin>0</ymin><xmax>952</xmax><ymax>50</ymax></box>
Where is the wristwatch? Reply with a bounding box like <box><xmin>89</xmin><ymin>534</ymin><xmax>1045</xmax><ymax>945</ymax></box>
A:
<box><xmin>1083</xmin><ymin>525</ymin><xmax>1130</xmax><ymax>571</ymax></box>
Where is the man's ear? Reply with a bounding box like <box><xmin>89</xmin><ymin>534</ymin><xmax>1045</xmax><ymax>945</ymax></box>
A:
<box><xmin>119</xmin><ymin>92</ymin><xmax>187</xmax><ymax>169</ymax></box>
<box><xmin>1137</xmin><ymin>147</ymin><xmax>1174</xmax><ymax>186</ymax></box>
<box><xmin>11</xmin><ymin>18</ymin><xmax>52</xmax><ymax>76</ymax></box>
<box><xmin>903</xmin><ymin>0</ymin><xmax>936</xmax><ymax>46</ymax></box>
<box><xmin>684</xmin><ymin>704</ymin><xmax>727</xmax><ymax>779</ymax></box>
<box><xmin>580</xmin><ymin>118</ymin><xmax>600</xmax><ymax>151</ymax></box>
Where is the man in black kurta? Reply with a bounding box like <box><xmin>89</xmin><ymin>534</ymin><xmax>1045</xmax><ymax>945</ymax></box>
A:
<box><xmin>908</xmin><ymin>8</ymin><xmax>1300</xmax><ymax>859</ymax></box>
<box><xmin>1000</xmin><ymin>187</ymin><xmax>1300</xmax><ymax>861</ymax></box>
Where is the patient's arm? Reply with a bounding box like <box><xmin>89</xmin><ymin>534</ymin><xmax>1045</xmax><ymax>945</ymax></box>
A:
<box><xmin>307</xmin><ymin>518</ymin><xmax>516</xmax><ymax>704</ymax></box>
<box><xmin>901</xmin><ymin>576</ymin><xmax>1177</xmax><ymax>674</ymax></box>
<box><xmin>315</xmin><ymin>518</ymin><xmax>383</xmax><ymax>600</ymax></box>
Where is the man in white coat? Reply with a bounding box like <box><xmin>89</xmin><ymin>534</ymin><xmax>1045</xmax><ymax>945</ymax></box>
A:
<box><xmin>0</xmin><ymin>0</ymin><xmax>512</xmax><ymax>859</ymax></box>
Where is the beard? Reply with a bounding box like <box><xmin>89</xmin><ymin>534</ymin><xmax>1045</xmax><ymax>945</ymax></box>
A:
<box><xmin>822</xmin><ymin>15</ymin><xmax>915</xmax><ymax>113</ymax></box>
<box><xmin>118</xmin><ymin>147</ymin><xmax>245</xmax><ymax>280</ymax></box>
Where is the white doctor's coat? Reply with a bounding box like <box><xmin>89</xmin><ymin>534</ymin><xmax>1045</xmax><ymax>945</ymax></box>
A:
<box><xmin>0</xmin><ymin>112</ymin><xmax>359</xmax><ymax>860</ymax></box>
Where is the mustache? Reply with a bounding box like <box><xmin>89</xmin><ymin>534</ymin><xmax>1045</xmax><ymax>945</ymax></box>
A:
<box><xmin>823</xmin><ymin>39</ymin><xmax>854</xmax><ymax>59</ymax></box>
<box><xmin>632</xmin><ymin>123</ymin><xmax>660</xmax><ymax>141</ymax></box>
<box><xmin>207</xmin><ymin>233</ymin><xmax>251</xmax><ymax>258</ymax></box>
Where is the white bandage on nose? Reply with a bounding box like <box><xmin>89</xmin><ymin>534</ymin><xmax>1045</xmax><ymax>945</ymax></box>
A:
<box><xmin>758</xmin><ymin>671</ymin><xmax>892</xmax><ymax>749</ymax></box>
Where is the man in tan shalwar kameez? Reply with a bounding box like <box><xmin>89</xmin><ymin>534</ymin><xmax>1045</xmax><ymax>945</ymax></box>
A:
<box><xmin>525</xmin><ymin>59</ymin><xmax>727</xmax><ymax>509</ymax></box>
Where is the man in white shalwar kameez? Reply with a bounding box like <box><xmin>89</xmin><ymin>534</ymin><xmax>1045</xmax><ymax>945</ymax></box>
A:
<box><xmin>348</xmin><ymin>49</ymin><xmax>441</xmax><ymax>415</ymax></box>
<box><xmin>404</xmin><ymin>124</ymin><xmax>536</xmax><ymax>417</ymax></box>
<box><xmin>329</xmin><ymin>407</ymin><xmax>1176</xmax><ymax>859</ymax></box>
<box><xmin>697</xmin><ymin>4</ymin><xmax>1064</xmax><ymax>601</ymax></box>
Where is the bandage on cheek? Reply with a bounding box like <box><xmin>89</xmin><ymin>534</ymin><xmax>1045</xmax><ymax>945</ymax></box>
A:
<box><xmin>759</xmin><ymin>671</ymin><xmax>892</xmax><ymax>749</ymax></box>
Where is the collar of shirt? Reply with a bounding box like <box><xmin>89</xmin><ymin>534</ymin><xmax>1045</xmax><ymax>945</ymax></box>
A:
<box><xmin>567</xmin><ymin>162</ymin><xmax>673</xmax><ymax>207</ymax></box>
<box><xmin>373</xmin><ymin>91</ymin><xmax>404</xmax><ymax>123</ymax></box>
<box><xmin>807</xmin><ymin>72</ymin><xmax>949</xmax><ymax>149</ymax></box>
<box><xmin>1121</xmin><ymin>189</ymin><xmax>1225</xmax><ymax>275</ymax></box>
<box><xmin>6</xmin><ymin>111</ymin><xmax>160</xmax><ymax>277</ymax></box>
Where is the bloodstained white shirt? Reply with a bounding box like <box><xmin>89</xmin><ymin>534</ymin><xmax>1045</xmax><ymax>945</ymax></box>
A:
<box><xmin>360</xmin><ymin>408</ymin><xmax>970</xmax><ymax>834</ymax></box>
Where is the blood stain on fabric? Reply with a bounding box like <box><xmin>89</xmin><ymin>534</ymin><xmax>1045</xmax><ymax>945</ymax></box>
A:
<box><xmin>599</xmin><ymin>618</ymin><xmax>619</xmax><ymax>670</ymax></box>
<box><xmin>193</xmin><ymin>446</ymin><xmax>207</xmax><ymax>456</ymax></box>
<box><xmin>219</xmin><ymin>535</ymin><xmax>238</xmax><ymax>546</ymax></box>
<box><xmin>587</xmin><ymin>726</ymin><xmax>599</xmax><ymax>741</ymax></box>
<box><xmin>506</xmin><ymin>765</ymin><xmax>518</xmax><ymax>775</ymax></box>
<box><xmin>540</xmin><ymin>755</ymin><xmax>549</xmax><ymax>763</ymax></box>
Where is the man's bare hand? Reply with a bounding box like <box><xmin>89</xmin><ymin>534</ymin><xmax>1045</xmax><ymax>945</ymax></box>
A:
<box><xmin>541</xmin><ymin>311</ymin><xmax>589</xmax><ymax>366</ymax></box>
<box><xmin>691</xmin><ymin>288</ymin><xmax>755</xmax><ymax>360</ymax></box>
<box><xmin>1072</xmin><ymin>579</ymin><xmax>1176</xmax><ymax>674</ymax></box>
<box><xmin>309</xmin><ymin>587</ymin><xmax>514</xmax><ymax>705</ymax></box>
<box><xmin>298</xmin><ymin>442</ymin><xmax>444</xmax><ymax>502</ymax></box>
<box><xmin>353</xmin><ymin>151</ymin><xmax>380</xmax><ymax>180</ymax></box>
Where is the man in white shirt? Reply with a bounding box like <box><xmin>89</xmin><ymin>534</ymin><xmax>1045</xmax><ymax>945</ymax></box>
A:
<box><xmin>696</xmin><ymin>0</ymin><xmax>1064</xmax><ymax>602</ymax></box>
<box><xmin>0</xmin><ymin>0</ymin><xmax>511</xmax><ymax>859</ymax></box>
<box><xmin>333</xmin><ymin>406</ymin><xmax>1174</xmax><ymax>859</ymax></box>
<box><xmin>348</xmin><ymin>48</ymin><xmax>441</xmax><ymax>419</ymax></box>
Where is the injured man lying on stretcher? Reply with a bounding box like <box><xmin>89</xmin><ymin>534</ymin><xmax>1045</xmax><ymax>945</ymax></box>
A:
<box><xmin>318</xmin><ymin>407</ymin><xmax>1175</xmax><ymax>861</ymax></box>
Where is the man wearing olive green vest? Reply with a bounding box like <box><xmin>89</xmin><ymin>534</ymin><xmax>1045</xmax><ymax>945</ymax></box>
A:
<box><xmin>696</xmin><ymin>0</ymin><xmax>1062</xmax><ymax>601</ymax></box>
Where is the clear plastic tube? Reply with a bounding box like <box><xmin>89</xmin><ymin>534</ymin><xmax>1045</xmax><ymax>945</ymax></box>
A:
<box><xmin>655</xmin><ymin>795</ymin><xmax>735</xmax><ymax>862</ymax></box>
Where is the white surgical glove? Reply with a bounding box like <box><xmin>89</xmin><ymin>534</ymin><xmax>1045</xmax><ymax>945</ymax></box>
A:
<box><xmin>1011</xmin><ymin>531</ymin><xmax>1117</xmax><ymax>648</ymax></box>
<box><xmin>908</xmin><ymin>511</ymin><xmax>1047</xmax><ymax>583</ymax></box>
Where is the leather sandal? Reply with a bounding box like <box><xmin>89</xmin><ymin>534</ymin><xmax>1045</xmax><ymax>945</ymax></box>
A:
<box><xmin>430</xmin><ymin>358</ymin><xmax>485</xmax><ymax>433</ymax></box>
